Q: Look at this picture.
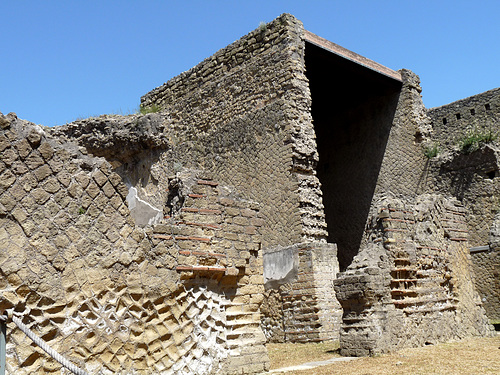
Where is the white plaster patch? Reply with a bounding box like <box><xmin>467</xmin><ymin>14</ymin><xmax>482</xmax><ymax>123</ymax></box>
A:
<box><xmin>125</xmin><ymin>185</ymin><xmax>162</xmax><ymax>226</ymax></box>
<box><xmin>263</xmin><ymin>245</ymin><xmax>299</xmax><ymax>289</ymax></box>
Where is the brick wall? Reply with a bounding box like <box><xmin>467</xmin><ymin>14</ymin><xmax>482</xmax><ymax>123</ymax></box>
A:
<box><xmin>471</xmin><ymin>249</ymin><xmax>500</xmax><ymax>320</ymax></box>
<box><xmin>280</xmin><ymin>243</ymin><xmax>341</xmax><ymax>342</ymax></box>
<box><xmin>141</xmin><ymin>13</ymin><xmax>327</xmax><ymax>247</ymax></box>
<box><xmin>335</xmin><ymin>195</ymin><xmax>494</xmax><ymax>356</ymax></box>
<box><xmin>0</xmin><ymin>112</ymin><xmax>270</xmax><ymax>374</ymax></box>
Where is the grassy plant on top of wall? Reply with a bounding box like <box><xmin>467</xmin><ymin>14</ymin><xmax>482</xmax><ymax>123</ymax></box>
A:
<box><xmin>139</xmin><ymin>104</ymin><xmax>161</xmax><ymax>115</ymax></box>
<box><xmin>459</xmin><ymin>127</ymin><xmax>498</xmax><ymax>154</ymax></box>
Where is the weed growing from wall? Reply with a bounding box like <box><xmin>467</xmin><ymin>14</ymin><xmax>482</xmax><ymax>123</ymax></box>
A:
<box><xmin>139</xmin><ymin>104</ymin><xmax>161</xmax><ymax>115</ymax></box>
<box><xmin>423</xmin><ymin>143</ymin><xmax>440</xmax><ymax>159</ymax></box>
<box><xmin>459</xmin><ymin>127</ymin><xmax>498</xmax><ymax>154</ymax></box>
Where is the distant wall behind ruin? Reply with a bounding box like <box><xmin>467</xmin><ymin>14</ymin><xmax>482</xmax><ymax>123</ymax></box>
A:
<box><xmin>427</xmin><ymin>88</ymin><xmax>500</xmax><ymax>321</ymax></box>
<box><xmin>429</xmin><ymin>88</ymin><xmax>500</xmax><ymax>149</ymax></box>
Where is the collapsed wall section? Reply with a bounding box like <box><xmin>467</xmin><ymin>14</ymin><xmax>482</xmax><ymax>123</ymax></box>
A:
<box><xmin>335</xmin><ymin>195</ymin><xmax>494</xmax><ymax>356</ymax></box>
<box><xmin>0</xmin><ymin>112</ymin><xmax>270</xmax><ymax>374</ymax></box>
<box><xmin>333</xmin><ymin>70</ymin><xmax>493</xmax><ymax>355</ymax></box>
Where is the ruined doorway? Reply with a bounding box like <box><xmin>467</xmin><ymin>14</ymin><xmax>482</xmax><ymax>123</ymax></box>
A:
<box><xmin>305</xmin><ymin>38</ymin><xmax>402</xmax><ymax>271</ymax></box>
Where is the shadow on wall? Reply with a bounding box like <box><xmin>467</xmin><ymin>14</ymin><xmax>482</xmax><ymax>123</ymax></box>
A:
<box><xmin>305</xmin><ymin>41</ymin><xmax>402</xmax><ymax>270</ymax></box>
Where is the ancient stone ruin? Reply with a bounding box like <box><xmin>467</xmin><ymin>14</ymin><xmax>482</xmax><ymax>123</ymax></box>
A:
<box><xmin>0</xmin><ymin>13</ymin><xmax>496</xmax><ymax>374</ymax></box>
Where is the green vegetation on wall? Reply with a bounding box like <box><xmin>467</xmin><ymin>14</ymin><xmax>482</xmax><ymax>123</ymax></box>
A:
<box><xmin>423</xmin><ymin>143</ymin><xmax>440</xmax><ymax>159</ymax></box>
<box><xmin>459</xmin><ymin>127</ymin><xmax>497</xmax><ymax>154</ymax></box>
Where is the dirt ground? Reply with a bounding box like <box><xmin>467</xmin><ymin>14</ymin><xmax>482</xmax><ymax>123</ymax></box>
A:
<box><xmin>267</xmin><ymin>335</ymin><xmax>500</xmax><ymax>374</ymax></box>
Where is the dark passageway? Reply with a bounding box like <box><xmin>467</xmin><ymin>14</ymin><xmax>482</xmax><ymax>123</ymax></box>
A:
<box><xmin>305</xmin><ymin>40</ymin><xmax>402</xmax><ymax>270</ymax></box>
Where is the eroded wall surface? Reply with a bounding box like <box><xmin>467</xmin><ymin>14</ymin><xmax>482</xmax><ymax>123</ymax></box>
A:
<box><xmin>0</xmin><ymin>111</ymin><xmax>269</xmax><ymax>374</ymax></box>
<box><xmin>427</xmin><ymin>88</ymin><xmax>500</xmax><ymax>320</ymax></box>
<box><xmin>335</xmin><ymin>195</ymin><xmax>494</xmax><ymax>356</ymax></box>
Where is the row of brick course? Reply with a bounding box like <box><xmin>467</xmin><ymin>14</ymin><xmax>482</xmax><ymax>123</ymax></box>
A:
<box><xmin>335</xmin><ymin>194</ymin><xmax>493</xmax><ymax>357</ymax></box>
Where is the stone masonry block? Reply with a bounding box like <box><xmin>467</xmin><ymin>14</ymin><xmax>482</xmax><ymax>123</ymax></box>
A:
<box><xmin>24</xmin><ymin>151</ymin><xmax>44</xmax><ymax>170</ymax></box>
<box><xmin>233</xmin><ymin>216</ymin><xmax>249</xmax><ymax>226</ymax></box>
<box><xmin>67</xmin><ymin>182</ymin><xmax>83</xmax><ymax>198</ymax></box>
<box><xmin>42</xmin><ymin>178</ymin><xmax>61</xmax><ymax>194</ymax></box>
<box><xmin>30</xmin><ymin>187</ymin><xmax>50</xmax><ymax>205</ymax></box>
<box><xmin>0</xmin><ymin>169</ymin><xmax>16</xmax><ymax>190</ymax></box>
<box><xmin>0</xmin><ymin>135</ymin><xmax>9</xmax><ymax>153</ymax></box>
<box><xmin>92</xmin><ymin>169</ymin><xmax>108</xmax><ymax>187</ymax></box>
<box><xmin>102</xmin><ymin>181</ymin><xmax>116</xmax><ymax>198</ymax></box>
<box><xmin>74</xmin><ymin>172</ymin><xmax>90</xmax><ymax>189</ymax></box>
<box><xmin>38</xmin><ymin>141</ymin><xmax>54</xmax><ymax>160</ymax></box>
<box><xmin>55</xmin><ymin>170</ymin><xmax>71</xmax><ymax>187</ymax></box>
<box><xmin>15</xmin><ymin>139</ymin><xmax>32</xmax><ymax>158</ymax></box>
<box><xmin>86</xmin><ymin>181</ymin><xmax>100</xmax><ymax>199</ymax></box>
<box><xmin>1</xmin><ymin>147</ymin><xmax>18</xmax><ymax>166</ymax></box>
<box><xmin>11</xmin><ymin>161</ymin><xmax>29</xmax><ymax>175</ymax></box>
<box><xmin>225</xmin><ymin>207</ymin><xmax>240</xmax><ymax>217</ymax></box>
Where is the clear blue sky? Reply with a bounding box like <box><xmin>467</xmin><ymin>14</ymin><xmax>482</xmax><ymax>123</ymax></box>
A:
<box><xmin>1</xmin><ymin>1</ymin><xmax>499</xmax><ymax>127</ymax></box>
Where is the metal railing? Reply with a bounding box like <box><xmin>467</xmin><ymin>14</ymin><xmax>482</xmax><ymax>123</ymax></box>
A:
<box><xmin>0</xmin><ymin>311</ymin><xmax>89</xmax><ymax>375</ymax></box>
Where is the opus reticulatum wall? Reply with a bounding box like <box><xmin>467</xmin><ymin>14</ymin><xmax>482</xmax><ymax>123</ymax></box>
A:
<box><xmin>0</xmin><ymin>12</ymin><xmax>496</xmax><ymax>375</ymax></box>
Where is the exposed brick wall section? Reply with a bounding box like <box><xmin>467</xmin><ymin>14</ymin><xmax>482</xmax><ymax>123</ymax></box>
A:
<box><xmin>152</xmin><ymin>176</ymin><xmax>263</xmax><ymax>275</ymax></box>
<box><xmin>280</xmin><ymin>243</ymin><xmax>341</xmax><ymax>342</ymax></box>
<box><xmin>152</xmin><ymin>176</ymin><xmax>268</xmax><ymax>374</ymax></box>
<box><xmin>335</xmin><ymin>195</ymin><xmax>493</xmax><ymax>357</ymax></box>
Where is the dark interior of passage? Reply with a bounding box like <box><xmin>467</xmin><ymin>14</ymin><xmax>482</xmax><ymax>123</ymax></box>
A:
<box><xmin>305</xmin><ymin>42</ymin><xmax>402</xmax><ymax>271</ymax></box>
